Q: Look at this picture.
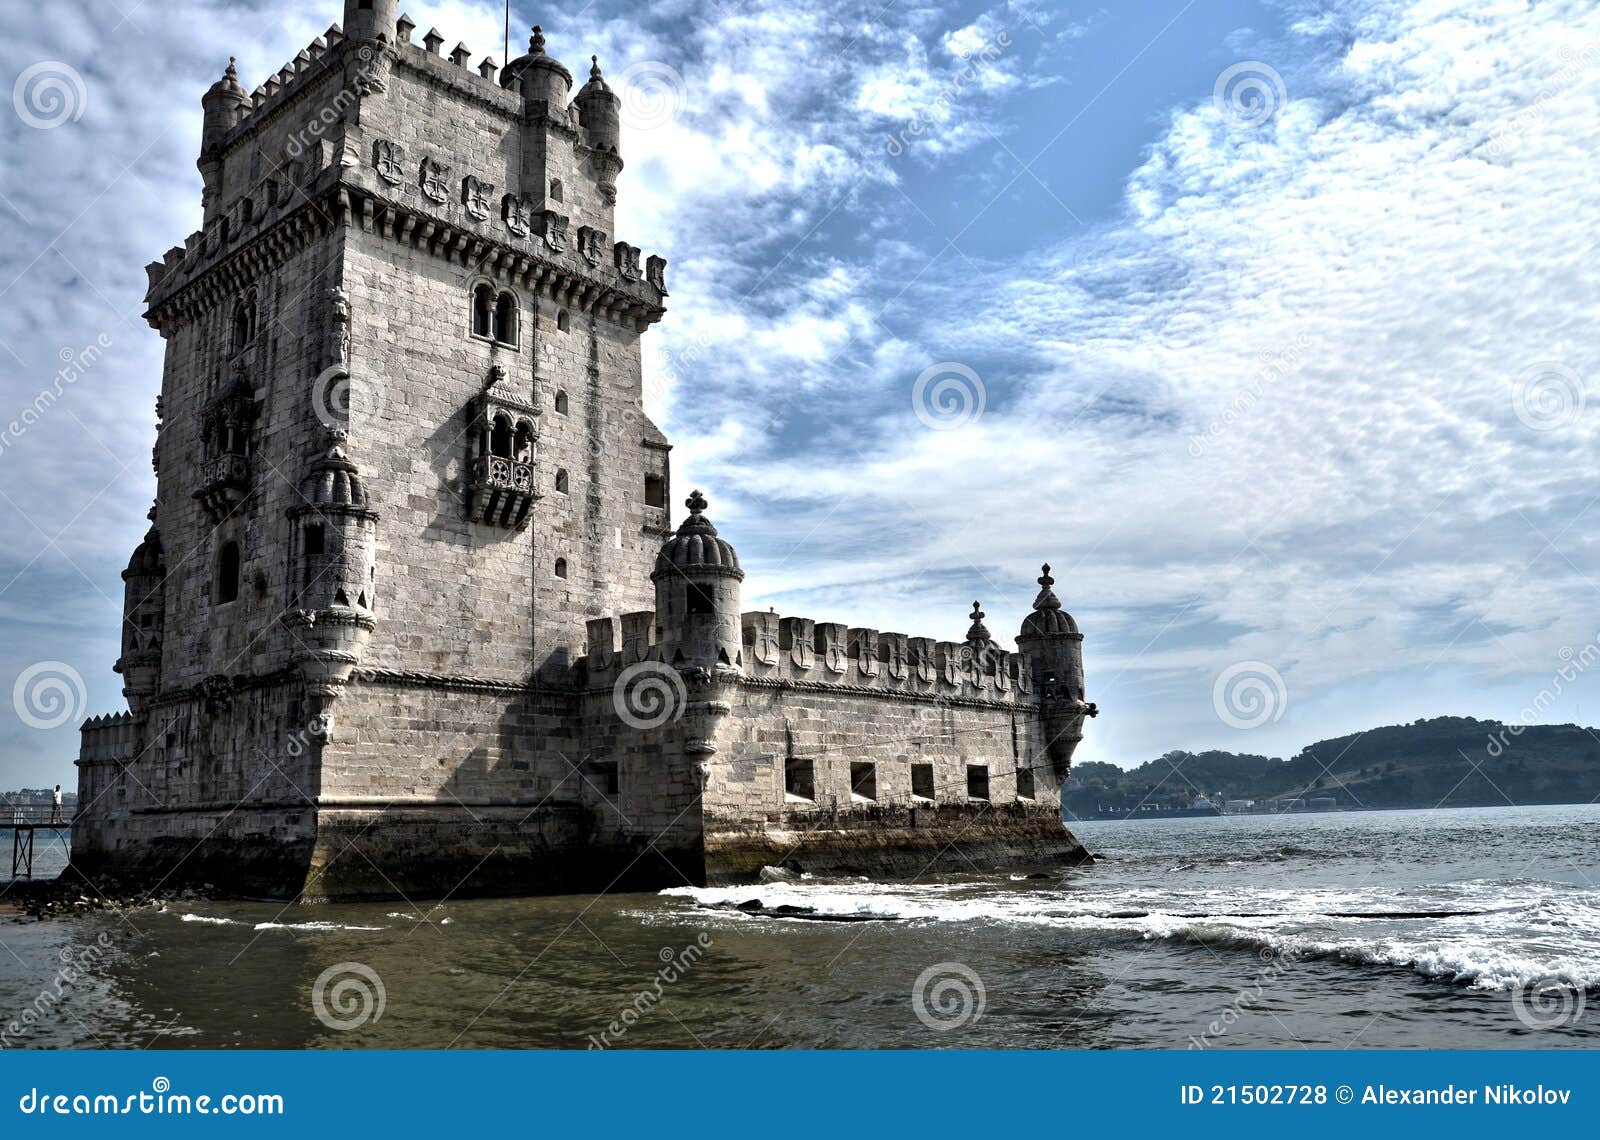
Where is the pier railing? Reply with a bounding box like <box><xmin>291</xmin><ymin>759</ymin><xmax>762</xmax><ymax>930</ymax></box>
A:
<box><xmin>3</xmin><ymin>808</ymin><xmax>76</xmax><ymax>880</ymax></box>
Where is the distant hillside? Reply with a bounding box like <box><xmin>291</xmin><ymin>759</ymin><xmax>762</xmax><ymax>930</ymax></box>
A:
<box><xmin>1065</xmin><ymin>716</ymin><xmax>1600</xmax><ymax>817</ymax></box>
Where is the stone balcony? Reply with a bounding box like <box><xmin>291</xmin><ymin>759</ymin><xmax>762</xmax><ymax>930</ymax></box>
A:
<box><xmin>194</xmin><ymin>452</ymin><xmax>251</xmax><ymax>522</ymax></box>
<box><xmin>469</xmin><ymin>455</ymin><xmax>539</xmax><ymax>529</ymax></box>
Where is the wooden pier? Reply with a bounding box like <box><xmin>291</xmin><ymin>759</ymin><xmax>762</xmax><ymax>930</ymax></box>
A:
<box><xmin>4</xmin><ymin>807</ymin><xmax>75</xmax><ymax>880</ymax></box>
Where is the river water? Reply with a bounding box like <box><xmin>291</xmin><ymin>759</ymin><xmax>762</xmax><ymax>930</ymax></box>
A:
<box><xmin>1</xmin><ymin>804</ymin><xmax>1596</xmax><ymax>1048</ymax></box>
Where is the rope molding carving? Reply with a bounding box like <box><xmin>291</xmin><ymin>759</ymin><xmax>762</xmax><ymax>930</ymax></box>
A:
<box><xmin>739</xmin><ymin>674</ymin><xmax>1041</xmax><ymax>713</ymax></box>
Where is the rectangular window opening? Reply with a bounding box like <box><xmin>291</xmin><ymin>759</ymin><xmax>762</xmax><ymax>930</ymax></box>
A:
<box><xmin>644</xmin><ymin>474</ymin><xmax>666</xmax><ymax>508</ymax></box>
<box><xmin>966</xmin><ymin>764</ymin><xmax>990</xmax><ymax>802</ymax></box>
<box><xmin>687</xmin><ymin>582</ymin><xmax>716</xmax><ymax>616</ymax></box>
<box><xmin>785</xmin><ymin>756</ymin><xmax>814</xmax><ymax>802</ymax></box>
<box><xmin>589</xmin><ymin>761</ymin><xmax>620</xmax><ymax>797</ymax></box>
<box><xmin>850</xmin><ymin>761</ymin><xmax>877</xmax><ymax>802</ymax></box>
<box><xmin>1016</xmin><ymin>766</ymin><xmax>1035</xmax><ymax>801</ymax></box>
<box><xmin>911</xmin><ymin>762</ymin><xmax>935</xmax><ymax>802</ymax></box>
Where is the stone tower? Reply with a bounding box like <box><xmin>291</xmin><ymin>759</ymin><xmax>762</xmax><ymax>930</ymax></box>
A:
<box><xmin>73</xmin><ymin>2</ymin><xmax>1096</xmax><ymax>899</ymax></box>
<box><xmin>75</xmin><ymin>4</ymin><xmax>676</xmax><ymax>896</ymax></box>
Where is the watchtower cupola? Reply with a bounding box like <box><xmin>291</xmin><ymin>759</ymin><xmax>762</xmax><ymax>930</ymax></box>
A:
<box><xmin>652</xmin><ymin>491</ymin><xmax>744</xmax><ymax>671</ymax></box>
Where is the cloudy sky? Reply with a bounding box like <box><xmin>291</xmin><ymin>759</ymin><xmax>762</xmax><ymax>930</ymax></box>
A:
<box><xmin>2</xmin><ymin>0</ymin><xmax>1598</xmax><ymax>789</ymax></box>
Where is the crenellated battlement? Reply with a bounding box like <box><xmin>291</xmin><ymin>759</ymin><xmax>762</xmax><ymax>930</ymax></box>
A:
<box><xmin>148</xmin><ymin>7</ymin><xmax>667</xmax><ymax>324</ymax></box>
<box><xmin>77</xmin><ymin>712</ymin><xmax>141</xmax><ymax>764</ymax></box>
<box><xmin>581</xmin><ymin>606</ymin><xmax>1038</xmax><ymax>708</ymax></box>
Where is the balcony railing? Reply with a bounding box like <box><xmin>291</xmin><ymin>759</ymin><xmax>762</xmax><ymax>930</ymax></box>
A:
<box><xmin>469</xmin><ymin>455</ymin><xmax>538</xmax><ymax>529</ymax></box>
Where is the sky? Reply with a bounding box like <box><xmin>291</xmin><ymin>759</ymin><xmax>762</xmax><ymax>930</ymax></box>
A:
<box><xmin>1</xmin><ymin>0</ymin><xmax>1598</xmax><ymax>789</ymax></box>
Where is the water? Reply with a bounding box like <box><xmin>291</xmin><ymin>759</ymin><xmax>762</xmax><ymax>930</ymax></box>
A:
<box><xmin>1</xmin><ymin>804</ymin><xmax>1596</xmax><ymax>1048</ymax></box>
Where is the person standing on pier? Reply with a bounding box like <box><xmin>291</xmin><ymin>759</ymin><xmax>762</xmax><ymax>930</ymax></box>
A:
<box><xmin>50</xmin><ymin>784</ymin><xmax>62</xmax><ymax>823</ymax></box>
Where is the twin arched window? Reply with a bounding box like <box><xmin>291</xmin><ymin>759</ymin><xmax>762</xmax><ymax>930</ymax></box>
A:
<box><xmin>471</xmin><ymin>283</ymin><xmax>519</xmax><ymax>346</ymax></box>
<box><xmin>488</xmin><ymin>414</ymin><xmax>535</xmax><ymax>461</ymax></box>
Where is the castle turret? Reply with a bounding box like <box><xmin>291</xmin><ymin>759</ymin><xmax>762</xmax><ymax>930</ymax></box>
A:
<box><xmin>114</xmin><ymin>515</ymin><xmax>166</xmax><ymax>716</ymax></box>
<box><xmin>342</xmin><ymin>0</ymin><xmax>399</xmax><ymax>43</ymax></box>
<box><xmin>653</xmin><ymin>490</ymin><xmax>744</xmax><ymax>671</ymax></box>
<box><xmin>502</xmin><ymin>25</ymin><xmax>573</xmax><ymax>113</ymax></box>
<box><xmin>1015</xmin><ymin>564</ymin><xmax>1095</xmax><ymax>778</ymax></box>
<box><xmin>282</xmin><ymin>434</ymin><xmax>379</xmax><ymax>734</ymax></box>
<box><xmin>198</xmin><ymin>59</ymin><xmax>248</xmax><ymax>219</ymax></box>
<box><xmin>574</xmin><ymin>56</ymin><xmax>621</xmax><ymax>156</ymax></box>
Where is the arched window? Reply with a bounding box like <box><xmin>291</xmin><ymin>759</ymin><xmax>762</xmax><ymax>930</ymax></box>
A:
<box><xmin>554</xmin><ymin>469</ymin><xmax>569</xmax><ymax>494</ymax></box>
<box><xmin>493</xmin><ymin>291</ymin><xmax>518</xmax><ymax>345</ymax></box>
<box><xmin>471</xmin><ymin>283</ymin><xmax>494</xmax><ymax>338</ymax></box>
<box><xmin>549</xmin><ymin>178</ymin><xmax>563</xmax><ymax>202</ymax></box>
<box><xmin>490</xmin><ymin>414</ymin><xmax>513</xmax><ymax>458</ymax></box>
<box><xmin>554</xmin><ymin>558</ymin><xmax>568</xmax><ymax>579</ymax></box>
<box><xmin>230</xmin><ymin>293</ymin><xmax>257</xmax><ymax>354</ymax></box>
<box><xmin>217</xmin><ymin>541</ymin><xmax>242</xmax><ymax>604</ymax></box>
<box><xmin>556</xmin><ymin>309</ymin><xmax>570</xmax><ymax>333</ymax></box>
<box><xmin>553</xmin><ymin>390</ymin><xmax>569</xmax><ymax>415</ymax></box>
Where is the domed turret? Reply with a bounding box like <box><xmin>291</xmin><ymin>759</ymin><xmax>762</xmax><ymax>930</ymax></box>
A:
<box><xmin>502</xmin><ymin>25</ymin><xmax>573</xmax><ymax>112</ymax></box>
<box><xmin>655</xmin><ymin>490</ymin><xmax>740</xmax><ymax>576</ymax></box>
<box><xmin>1015</xmin><ymin>563</ymin><xmax>1094</xmax><ymax>780</ymax></box>
<box><xmin>198</xmin><ymin>58</ymin><xmax>249</xmax><ymax>217</ymax></box>
<box><xmin>200</xmin><ymin>57</ymin><xmax>249</xmax><ymax>147</ymax></box>
<box><xmin>1019</xmin><ymin>564</ymin><xmax>1079</xmax><ymax>638</ymax></box>
<box><xmin>574</xmin><ymin>55</ymin><xmax>621</xmax><ymax>156</ymax></box>
<box><xmin>652</xmin><ymin>491</ymin><xmax>744</xmax><ymax>671</ymax></box>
